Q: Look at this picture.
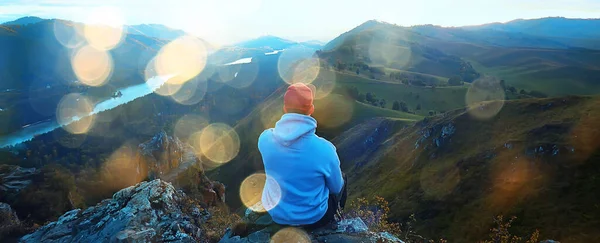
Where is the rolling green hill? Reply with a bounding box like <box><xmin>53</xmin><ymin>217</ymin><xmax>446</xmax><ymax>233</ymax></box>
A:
<box><xmin>337</xmin><ymin>95</ymin><xmax>600</xmax><ymax>242</ymax></box>
<box><xmin>423</xmin><ymin>40</ymin><xmax>600</xmax><ymax>96</ymax></box>
<box><xmin>320</xmin><ymin>21</ymin><xmax>480</xmax><ymax>83</ymax></box>
<box><xmin>321</xmin><ymin>20</ymin><xmax>600</xmax><ymax>97</ymax></box>
<box><xmin>329</xmin><ymin>70</ymin><xmax>468</xmax><ymax>116</ymax></box>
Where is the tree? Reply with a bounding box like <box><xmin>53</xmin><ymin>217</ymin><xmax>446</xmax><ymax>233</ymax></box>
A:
<box><xmin>416</xmin><ymin>104</ymin><xmax>421</xmax><ymax>110</ymax></box>
<box><xmin>399</xmin><ymin>101</ymin><xmax>409</xmax><ymax>112</ymax></box>
<box><xmin>448</xmin><ymin>75</ymin><xmax>463</xmax><ymax>86</ymax></box>
<box><xmin>365</xmin><ymin>92</ymin><xmax>379</xmax><ymax>106</ymax></box>
<box><xmin>379</xmin><ymin>99</ymin><xmax>386</xmax><ymax>108</ymax></box>
<box><xmin>392</xmin><ymin>101</ymin><xmax>400</xmax><ymax>111</ymax></box>
<box><xmin>508</xmin><ymin>86</ymin><xmax>517</xmax><ymax>94</ymax></box>
<box><xmin>429</xmin><ymin>110</ymin><xmax>436</xmax><ymax>116</ymax></box>
<box><xmin>520</xmin><ymin>89</ymin><xmax>527</xmax><ymax>95</ymax></box>
<box><xmin>366</xmin><ymin>92</ymin><xmax>375</xmax><ymax>103</ymax></box>
<box><xmin>357</xmin><ymin>93</ymin><xmax>366</xmax><ymax>103</ymax></box>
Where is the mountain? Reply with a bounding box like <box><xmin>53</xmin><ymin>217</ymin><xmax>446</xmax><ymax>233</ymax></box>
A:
<box><xmin>336</xmin><ymin>95</ymin><xmax>600</xmax><ymax>242</ymax></box>
<box><xmin>321</xmin><ymin>20</ymin><xmax>481</xmax><ymax>83</ymax></box>
<box><xmin>234</xmin><ymin>35</ymin><xmax>323</xmax><ymax>50</ymax></box>
<box><xmin>0</xmin><ymin>18</ymin><xmax>166</xmax><ymax>134</ymax></box>
<box><xmin>322</xmin><ymin>19</ymin><xmax>600</xmax><ymax>96</ymax></box>
<box><xmin>467</xmin><ymin>17</ymin><xmax>600</xmax><ymax>40</ymax></box>
<box><xmin>126</xmin><ymin>23</ymin><xmax>186</xmax><ymax>40</ymax></box>
<box><xmin>1</xmin><ymin>16</ymin><xmax>44</xmax><ymax>26</ymax></box>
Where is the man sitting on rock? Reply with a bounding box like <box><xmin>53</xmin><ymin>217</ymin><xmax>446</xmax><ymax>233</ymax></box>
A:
<box><xmin>258</xmin><ymin>83</ymin><xmax>347</xmax><ymax>229</ymax></box>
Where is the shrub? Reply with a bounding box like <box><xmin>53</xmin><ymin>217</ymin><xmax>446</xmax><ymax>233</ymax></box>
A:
<box><xmin>345</xmin><ymin>196</ymin><xmax>401</xmax><ymax>236</ymax></box>
<box><xmin>479</xmin><ymin>215</ymin><xmax>539</xmax><ymax>243</ymax></box>
<box><xmin>201</xmin><ymin>207</ymin><xmax>241</xmax><ymax>242</ymax></box>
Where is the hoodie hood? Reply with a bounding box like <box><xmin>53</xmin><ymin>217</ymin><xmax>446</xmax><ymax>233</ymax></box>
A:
<box><xmin>272</xmin><ymin>113</ymin><xmax>317</xmax><ymax>146</ymax></box>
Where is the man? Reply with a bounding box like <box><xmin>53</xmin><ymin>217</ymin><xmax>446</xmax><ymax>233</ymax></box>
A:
<box><xmin>258</xmin><ymin>83</ymin><xmax>347</xmax><ymax>229</ymax></box>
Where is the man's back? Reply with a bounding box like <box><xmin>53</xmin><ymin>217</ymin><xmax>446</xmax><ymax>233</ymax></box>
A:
<box><xmin>258</xmin><ymin>113</ymin><xmax>343</xmax><ymax>225</ymax></box>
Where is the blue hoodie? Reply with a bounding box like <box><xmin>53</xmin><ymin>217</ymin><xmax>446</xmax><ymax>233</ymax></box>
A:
<box><xmin>258</xmin><ymin>113</ymin><xmax>344</xmax><ymax>225</ymax></box>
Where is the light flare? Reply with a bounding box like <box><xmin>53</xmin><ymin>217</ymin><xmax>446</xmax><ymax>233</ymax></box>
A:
<box><xmin>270</xmin><ymin>227</ymin><xmax>311</xmax><ymax>243</ymax></box>
<box><xmin>190</xmin><ymin>123</ymin><xmax>240</xmax><ymax>164</ymax></box>
<box><xmin>154</xmin><ymin>35</ymin><xmax>208</xmax><ymax>85</ymax></box>
<box><xmin>278</xmin><ymin>45</ymin><xmax>320</xmax><ymax>85</ymax></box>
<box><xmin>312</xmin><ymin>95</ymin><xmax>354</xmax><ymax>128</ymax></box>
<box><xmin>465</xmin><ymin>76</ymin><xmax>506</xmax><ymax>120</ymax></box>
<box><xmin>56</xmin><ymin>93</ymin><xmax>95</xmax><ymax>134</ymax></box>
<box><xmin>71</xmin><ymin>45</ymin><xmax>114</xmax><ymax>87</ymax></box>
<box><xmin>53</xmin><ymin>20</ymin><xmax>85</xmax><ymax>49</ymax></box>
<box><xmin>174</xmin><ymin>114</ymin><xmax>209</xmax><ymax>144</ymax></box>
<box><xmin>239</xmin><ymin>173</ymin><xmax>282</xmax><ymax>212</ymax></box>
<box><xmin>83</xmin><ymin>7</ymin><xmax>125</xmax><ymax>51</ymax></box>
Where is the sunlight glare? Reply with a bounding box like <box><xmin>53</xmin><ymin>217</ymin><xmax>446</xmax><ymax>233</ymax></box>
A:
<box><xmin>312</xmin><ymin>95</ymin><xmax>354</xmax><ymax>128</ymax></box>
<box><xmin>174</xmin><ymin>114</ymin><xmax>209</xmax><ymax>143</ymax></box>
<box><xmin>190</xmin><ymin>123</ymin><xmax>240</xmax><ymax>164</ymax></box>
<box><xmin>83</xmin><ymin>7</ymin><xmax>125</xmax><ymax>51</ymax></box>
<box><xmin>71</xmin><ymin>45</ymin><xmax>114</xmax><ymax>87</ymax></box>
<box><xmin>309</xmin><ymin>68</ymin><xmax>337</xmax><ymax>99</ymax></box>
<box><xmin>465</xmin><ymin>76</ymin><xmax>505</xmax><ymax>120</ymax></box>
<box><xmin>53</xmin><ymin>20</ymin><xmax>85</xmax><ymax>49</ymax></box>
<box><xmin>101</xmin><ymin>143</ymin><xmax>146</xmax><ymax>191</ymax></box>
<box><xmin>239</xmin><ymin>173</ymin><xmax>282</xmax><ymax>212</ymax></box>
<box><xmin>56</xmin><ymin>93</ymin><xmax>95</xmax><ymax>134</ymax></box>
<box><xmin>155</xmin><ymin>35</ymin><xmax>208</xmax><ymax>85</ymax></box>
<box><xmin>368</xmin><ymin>33</ymin><xmax>411</xmax><ymax>69</ymax></box>
<box><xmin>278</xmin><ymin>45</ymin><xmax>320</xmax><ymax>85</ymax></box>
<box><xmin>170</xmin><ymin>76</ymin><xmax>209</xmax><ymax>105</ymax></box>
<box><xmin>270</xmin><ymin>227</ymin><xmax>311</xmax><ymax>243</ymax></box>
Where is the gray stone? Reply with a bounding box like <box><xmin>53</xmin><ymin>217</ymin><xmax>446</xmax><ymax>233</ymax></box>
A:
<box><xmin>20</xmin><ymin>179</ymin><xmax>208</xmax><ymax>243</ymax></box>
<box><xmin>220</xmin><ymin>216</ymin><xmax>404</xmax><ymax>243</ymax></box>
<box><xmin>0</xmin><ymin>202</ymin><xmax>21</xmax><ymax>238</ymax></box>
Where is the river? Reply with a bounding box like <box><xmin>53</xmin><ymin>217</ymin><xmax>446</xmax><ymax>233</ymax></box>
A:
<box><xmin>0</xmin><ymin>75</ymin><xmax>171</xmax><ymax>148</ymax></box>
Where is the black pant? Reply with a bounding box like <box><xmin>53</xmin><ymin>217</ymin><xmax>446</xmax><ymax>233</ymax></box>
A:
<box><xmin>305</xmin><ymin>174</ymin><xmax>348</xmax><ymax>230</ymax></box>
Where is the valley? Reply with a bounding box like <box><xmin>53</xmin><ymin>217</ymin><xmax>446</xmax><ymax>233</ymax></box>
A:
<box><xmin>1</xmin><ymin>14</ymin><xmax>600</xmax><ymax>243</ymax></box>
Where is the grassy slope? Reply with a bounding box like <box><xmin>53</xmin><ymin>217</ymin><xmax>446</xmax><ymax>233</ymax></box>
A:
<box><xmin>330</xmin><ymin>70</ymin><xmax>468</xmax><ymax>116</ymax></box>
<box><xmin>339</xmin><ymin>95</ymin><xmax>600</xmax><ymax>242</ymax></box>
<box><xmin>426</xmin><ymin>40</ymin><xmax>600</xmax><ymax>96</ymax></box>
<box><xmin>326</xmin><ymin>20</ymin><xmax>600</xmax><ymax>97</ymax></box>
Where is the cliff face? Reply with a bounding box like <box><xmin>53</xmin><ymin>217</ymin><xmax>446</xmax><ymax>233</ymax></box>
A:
<box><xmin>0</xmin><ymin>165</ymin><xmax>37</xmax><ymax>197</ymax></box>
<box><xmin>136</xmin><ymin>131</ymin><xmax>225</xmax><ymax>207</ymax></box>
<box><xmin>20</xmin><ymin>179</ymin><xmax>210</xmax><ymax>243</ymax></box>
<box><xmin>20</xmin><ymin>179</ymin><xmax>404</xmax><ymax>243</ymax></box>
<box><xmin>136</xmin><ymin>130</ymin><xmax>187</xmax><ymax>180</ymax></box>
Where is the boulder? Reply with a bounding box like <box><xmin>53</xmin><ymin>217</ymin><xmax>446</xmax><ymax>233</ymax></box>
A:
<box><xmin>136</xmin><ymin>131</ymin><xmax>226</xmax><ymax>206</ymax></box>
<box><xmin>136</xmin><ymin>130</ymin><xmax>187</xmax><ymax>180</ymax></box>
<box><xmin>20</xmin><ymin>179</ymin><xmax>208</xmax><ymax>243</ymax></box>
<box><xmin>0</xmin><ymin>165</ymin><xmax>37</xmax><ymax>195</ymax></box>
<box><xmin>0</xmin><ymin>202</ymin><xmax>21</xmax><ymax>237</ymax></box>
<box><xmin>219</xmin><ymin>208</ymin><xmax>404</xmax><ymax>243</ymax></box>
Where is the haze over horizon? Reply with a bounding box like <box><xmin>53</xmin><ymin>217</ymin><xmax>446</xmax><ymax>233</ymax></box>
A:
<box><xmin>1</xmin><ymin>0</ymin><xmax>599</xmax><ymax>45</ymax></box>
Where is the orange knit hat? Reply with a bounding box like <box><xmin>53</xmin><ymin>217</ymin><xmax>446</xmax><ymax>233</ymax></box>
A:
<box><xmin>283</xmin><ymin>83</ymin><xmax>314</xmax><ymax>115</ymax></box>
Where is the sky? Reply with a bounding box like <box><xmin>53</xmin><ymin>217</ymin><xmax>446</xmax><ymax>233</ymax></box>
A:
<box><xmin>0</xmin><ymin>0</ymin><xmax>599</xmax><ymax>45</ymax></box>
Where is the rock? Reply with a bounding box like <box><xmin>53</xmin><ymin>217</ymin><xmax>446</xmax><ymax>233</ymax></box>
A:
<box><xmin>0</xmin><ymin>165</ymin><xmax>38</xmax><ymax>195</ymax></box>
<box><xmin>0</xmin><ymin>202</ymin><xmax>21</xmax><ymax>237</ymax></box>
<box><xmin>136</xmin><ymin>130</ymin><xmax>187</xmax><ymax>180</ymax></box>
<box><xmin>136</xmin><ymin>131</ymin><xmax>226</xmax><ymax>207</ymax></box>
<box><xmin>219</xmin><ymin>215</ymin><xmax>404</xmax><ymax>243</ymax></box>
<box><xmin>20</xmin><ymin>179</ymin><xmax>207</xmax><ymax>243</ymax></box>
